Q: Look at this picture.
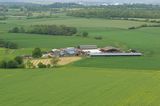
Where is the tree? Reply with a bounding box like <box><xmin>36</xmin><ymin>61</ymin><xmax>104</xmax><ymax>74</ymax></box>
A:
<box><xmin>50</xmin><ymin>57</ymin><xmax>60</xmax><ymax>67</ymax></box>
<box><xmin>9</xmin><ymin>27</ymin><xmax>19</xmax><ymax>33</ymax></box>
<box><xmin>32</xmin><ymin>48</ymin><xmax>42</xmax><ymax>58</ymax></box>
<box><xmin>4</xmin><ymin>42</ymin><xmax>18</xmax><ymax>49</ymax></box>
<box><xmin>0</xmin><ymin>60</ymin><xmax>7</xmax><ymax>68</ymax></box>
<box><xmin>82</xmin><ymin>32</ymin><xmax>89</xmax><ymax>37</ymax></box>
<box><xmin>14</xmin><ymin>56</ymin><xmax>23</xmax><ymax>64</ymax></box>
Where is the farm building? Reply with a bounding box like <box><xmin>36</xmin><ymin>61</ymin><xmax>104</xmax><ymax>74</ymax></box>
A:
<box><xmin>100</xmin><ymin>46</ymin><xmax>121</xmax><ymax>53</ymax></box>
<box><xmin>61</xmin><ymin>47</ymin><xmax>78</xmax><ymax>56</ymax></box>
<box><xmin>52</xmin><ymin>49</ymin><xmax>61</xmax><ymax>56</ymax></box>
<box><xmin>90</xmin><ymin>52</ymin><xmax>142</xmax><ymax>57</ymax></box>
<box><xmin>78</xmin><ymin>45</ymin><xmax>97</xmax><ymax>50</ymax></box>
<box><xmin>82</xmin><ymin>49</ymin><xmax>101</xmax><ymax>55</ymax></box>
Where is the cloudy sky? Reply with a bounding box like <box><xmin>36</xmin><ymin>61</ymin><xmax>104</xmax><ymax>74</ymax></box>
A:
<box><xmin>0</xmin><ymin>0</ymin><xmax>160</xmax><ymax>4</ymax></box>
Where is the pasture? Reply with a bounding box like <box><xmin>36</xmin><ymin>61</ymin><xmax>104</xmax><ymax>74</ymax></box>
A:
<box><xmin>0</xmin><ymin>14</ymin><xmax>160</xmax><ymax>106</ymax></box>
<box><xmin>0</xmin><ymin>67</ymin><xmax>160</xmax><ymax>106</ymax></box>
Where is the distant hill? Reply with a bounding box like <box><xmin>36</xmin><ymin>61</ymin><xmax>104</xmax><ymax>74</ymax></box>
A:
<box><xmin>0</xmin><ymin>0</ymin><xmax>160</xmax><ymax>5</ymax></box>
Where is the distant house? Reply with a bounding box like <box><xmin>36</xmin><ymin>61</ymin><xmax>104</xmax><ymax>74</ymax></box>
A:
<box><xmin>78</xmin><ymin>45</ymin><xmax>97</xmax><ymax>50</ymax></box>
<box><xmin>100</xmin><ymin>46</ymin><xmax>121</xmax><ymax>53</ymax></box>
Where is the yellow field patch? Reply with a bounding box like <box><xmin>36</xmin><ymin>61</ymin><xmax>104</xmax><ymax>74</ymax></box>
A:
<box><xmin>28</xmin><ymin>57</ymin><xmax>82</xmax><ymax>66</ymax></box>
<box><xmin>58</xmin><ymin>57</ymin><xmax>82</xmax><ymax>65</ymax></box>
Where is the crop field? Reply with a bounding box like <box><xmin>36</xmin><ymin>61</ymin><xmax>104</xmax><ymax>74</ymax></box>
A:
<box><xmin>28</xmin><ymin>57</ymin><xmax>82</xmax><ymax>66</ymax></box>
<box><xmin>0</xmin><ymin>14</ymin><xmax>160</xmax><ymax>106</ymax></box>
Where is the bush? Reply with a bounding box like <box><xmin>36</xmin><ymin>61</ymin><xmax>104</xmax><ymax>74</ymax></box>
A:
<box><xmin>94</xmin><ymin>36</ymin><xmax>103</xmax><ymax>40</ymax></box>
<box><xmin>32</xmin><ymin>48</ymin><xmax>42</xmax><ymax>58</ymax></box>
<box><xmin>38</xmin><ymin>62</ymin><xmax>47</xmax><ymax>68</ymax></box>
<box><xmin>26</xmin><ymin>60</ymin><xmax>34</xmax><ymax>69</ymax></box>
<box><xmin>46</xmin><ymin>64</ymin><xmax>51</xmax><ymax>68</ymax></box>
<box><xmin>9</xmin><ymin>26</ymin><xmax>25</xmax><ymax>33</ymax></box>
<box><xmin>128</xmin><ymin>26</ymin><xmax>136</xmax><ymax>29</ymax></box>
<box><xmin>14</xmin><ymin>56</ymin><xmax>23</xmax><ymax>64</ymax></box>
<box><xmin>0</xmin><ymin>60</ymin><xmax>7</xmax><ymax>68</ymax></box>
<box><xmin>0</xmin><ymin>56</ymin><xmax>24</xmax><ymax>69</ymax></box>
<box><xmin>9</xmin><ymin>27</ymin><xmax>19</xmax><ymax>33</ymax></box>
<box><xmin>6</xmin><ymin>60</ymin><xmax>19</xmax><ymax>68</ymax></box>
<box><xmin>0</xmin><ymin>39</ymin><xmax>18</xmax><ymax>49</ymax></box>
<box><xmin>4</xmin><ymin>42</ymin><xmax>18</xmax><ymax>49</ymax></box>
<box><xmin>50</xmin><ymin>57</ymin><xmax>60</xmax><ymax>67</ymax></box>
<box><xmin>82</xmin><ymin>32</ymin><xmax>89</xmax><ymax>37</ymax></box>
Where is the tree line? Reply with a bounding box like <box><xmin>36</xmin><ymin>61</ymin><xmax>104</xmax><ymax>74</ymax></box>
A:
<box><xmin>67</xmin><ymin>6</ymin><xmax>160</xmax><ymax>19</ymax></box>
<box><xmin>9</xmin><ymin>25</ymin><xmax>77</xmax><ymax>36</ymax></box>
<box><xmin>0</xmin><ymin>39</ymin><xmax>18</xmax><ymax>49</ymax></box>
<box><xmin>128</xmin><ymin>24</ymin><xmax>160</xmax><ymax>30</ymax></box>
<box><xmin>0</xmin><ymin>56</ymin><xmax>24</xmax><ymax>69</ymax></box>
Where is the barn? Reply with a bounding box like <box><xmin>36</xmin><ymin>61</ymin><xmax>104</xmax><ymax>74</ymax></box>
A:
<box><xmin>78</xmin><ymin>45</ymin><xmax>97</xmax><ymax>50</ymax></box>
<box><xmin>90</xmin><ymin>52</ymin><xmax>143</xmax><ymax>57</ymax></box>
<box><xmin>100</xmin><ymin>46</ymin><xmax>121</xmax><ymax>53</ymax></box>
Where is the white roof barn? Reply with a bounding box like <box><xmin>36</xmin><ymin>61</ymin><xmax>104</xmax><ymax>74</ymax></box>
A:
<box><xmin>78</xmin><ymin>45</ymin><xmax>97</xmax><ymax>50</ymax></box>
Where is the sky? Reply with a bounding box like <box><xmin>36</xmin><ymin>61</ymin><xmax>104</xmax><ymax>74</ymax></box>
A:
<box><xmin>0</xmin><ymin>0</ymin><xmax>160</xmax><ymax>4</ymax></box>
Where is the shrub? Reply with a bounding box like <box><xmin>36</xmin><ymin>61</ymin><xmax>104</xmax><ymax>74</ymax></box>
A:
<box><xmin>26</xmin><ymin>60</ymin><xmax>34</xmax><ymax>69</ymax></box>
<box><xmin>6</xmin><ymin>60</ymin><xmax>19</xmax><ymax>68</ymax></box>
<box><xmin>0</xmin><ymin>39</ymin><xmax>18</xmax><ymax>49</ymax></box>
<box><xmin>94</xmin><ymin>36</ymin><xmax>103</xmax><ymax>40</ymax></box>
<box><xmin>0</xmin><ymin>56</ymin><xmax>24</xmax><ymax>69</ymax></box>
<box><xmin>128</xmin><ymin>26</ymin><xmax>136</xmax><ymax>29</ymax></box>
<box><xmin>50</xmin><ymin>57</ymin><xmax>60</xmax><ymax>67</ymax></box>
<box><xmin>4</xmin><ymin>41</ymin><xmax>18</xmax><ymax>49</ymax></box>
<box><xmin>32</xmin><ymin>48</ymin><xmax>42</xmax><ymax>58</ymax></box>
<box><xmin>14</xmin><ymin>56</ymin><xmax>23</xmax><ymax>64</ymax></box>
<box><xmin>0</xmin><ymin>60</ymin><xmax>7</xmax><ymax>68</ymax></box>
<box><xmin>47</xmin><ymin>64</ymin><xmax>51</xmax><ymax>68</ymax></box>
<box><xmin>9</xmin><ymin>27</ymin><xmax>20</xmax><ymax>33</ymax></box>
<box><xmin>82</xmin><ymin>32</ymin><xmax>89</xmax><ymax>37</ymax></box>
<box><xmin>38</xmin><ymin>62</ymin><xmax>47</xmax><ymax>68</ymax></box>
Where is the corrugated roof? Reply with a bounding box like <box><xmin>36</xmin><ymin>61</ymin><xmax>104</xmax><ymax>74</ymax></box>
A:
<box><xmin>78</xmin><ymin>45</ymin><xmax>97</xmax><ymax>49</ymax></box>
<box><xmin>90</xmin><ymin>53</ymin><xmax>142</xmax><ymax>56</ymax></box>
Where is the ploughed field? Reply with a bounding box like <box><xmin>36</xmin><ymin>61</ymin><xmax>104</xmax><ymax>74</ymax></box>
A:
<box><xmin>0</xmin><ymin>15</ymin><xmax>160</xmax><ymax>106</ymax></box>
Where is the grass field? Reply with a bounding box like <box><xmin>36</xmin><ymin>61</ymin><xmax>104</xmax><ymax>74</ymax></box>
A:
<box><xmin>0</xmin><ymin>15</ymin><xmax>160</xmax><ymax>106</ymax></box>
<box><xmin>1</xmin><ymin>67</ymin><xmax>160</xmax><ymax>106</ymax></box>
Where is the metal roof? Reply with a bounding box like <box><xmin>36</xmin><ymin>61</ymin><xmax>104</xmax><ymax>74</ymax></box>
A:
<box><xmin>78</xmin><ymin>45</ymin><xmax>97</xmax><ymax>49</ymax></box>
<box><xmin>90</xmin><ymin>53</ymin><xmax>142</xmax><ymax>56</ymax></box>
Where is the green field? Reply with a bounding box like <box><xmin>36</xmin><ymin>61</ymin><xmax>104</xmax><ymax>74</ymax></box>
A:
<box><xmin>0</xmin><ymin>15</ymin><xmax>160</xmax><ymax>106</ymax></box>
<box><xmin>1</xmin><ymin>67</ymin><xmax>160</xmax><ymax>106</ymax></box>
